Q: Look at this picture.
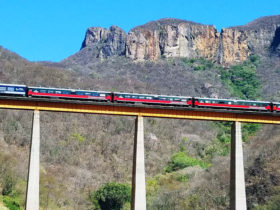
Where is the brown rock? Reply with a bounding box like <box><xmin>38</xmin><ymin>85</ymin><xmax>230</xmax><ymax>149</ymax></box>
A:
<box><xmin>126</xmin><ymin>28</ymin><xmax>160</xmax><ymax>61</ymax></box>
<box><xmin>126</xmin><ymin>19</ymin><xmax>220</xmax><ymax>61</ymax></box>
<box><xmin>79</xmin><ymin>15</ymin><xmax>280</xmax><ymax>65</ymax></box>
<box><xmin>219</xmin><ymin>28</ymin><xmax>250</xmax><ymax>64</ymax></box>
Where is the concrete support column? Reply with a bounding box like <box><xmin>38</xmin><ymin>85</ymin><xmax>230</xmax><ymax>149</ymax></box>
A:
<box><xmin>230</xmin><ymin>121</ymin><xmax>247</xmax><ymax>210</ymax></box>
<box><xmin>26</xmin><ymin>110</ymin><xmax>40</xmax><ymax>210</ymax></box>
<box><xmin>131</xmin><ymin>116</ymin><xmax>146</xmax><ymax>210</ymax></box>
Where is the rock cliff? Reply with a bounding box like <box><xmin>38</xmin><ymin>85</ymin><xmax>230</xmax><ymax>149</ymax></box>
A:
<box><xmin>125</xmin><ymin>19</ymin><xmax>220</xmax><ymax>61</ymax></box>
<box><xmin>219</xmin><ymin>15</ymin><xmax>280</xmax><ymax>63</ymax></box>
<box><xmin>81</xmin><ymin>25</ymin><xmax>126</xmax><ymax>59</ymax></box>
<box><xmin>80</xmin><ymin>15</ymin><xmax>280</xmax><ymax>65</ymax></box>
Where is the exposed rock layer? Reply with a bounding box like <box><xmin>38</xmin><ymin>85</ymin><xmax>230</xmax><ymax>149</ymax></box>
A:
<box><xmin>80</xmin><ymin>15</ymin><xmax>280</xmax><ymax>64</ymax></box>
<box><xmin>81</xmin><ymin>26</ymin><xmax>126</xmax><ymax>59</ymax></box>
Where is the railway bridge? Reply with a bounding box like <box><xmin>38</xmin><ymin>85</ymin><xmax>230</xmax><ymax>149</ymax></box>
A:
<box><xmin>1</xmin><ymin>96</ymin><xmax>280</xmax><ymax>210</ymax></box>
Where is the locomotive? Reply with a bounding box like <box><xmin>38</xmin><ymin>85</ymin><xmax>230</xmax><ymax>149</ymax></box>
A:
<box><xmin>0</xmin><ymin>83</ymin><xmax>279</xmax><ymax>112</ymax></box>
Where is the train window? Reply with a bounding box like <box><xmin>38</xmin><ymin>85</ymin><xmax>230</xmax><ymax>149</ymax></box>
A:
<box><xmin>7</xmin><ymin>87</ymin><xmax>14</xmax><ymax>91</ymax></box>
<box><xmin>181</xmin><ymin>99</ymin><xmax>186</xmax><ymax>101</ymax></box>
<box><xmin>0</xmin><ymin>87</ymin><xmax>6</xmax><ymax>91</ymax></box>
<box><xmin>146</xmin><ymin>97</ymin><xmax>152</xmax><ymax>99</ymax></box>
<box><xmin>55</xmin><ymin>91</ymin><xmax>61</xmax><ymax>94</ymax></box>
<box><xmin>100</xmin><ymin>94</ymin><xmax>105</xmax><ymax>96</ymax></box>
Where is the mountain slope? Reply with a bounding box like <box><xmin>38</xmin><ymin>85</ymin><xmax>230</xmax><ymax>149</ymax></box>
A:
<box><xmin>0</xmin><ymin>15</ymin><xmax>280</xmax><ymax>209</ymax></box>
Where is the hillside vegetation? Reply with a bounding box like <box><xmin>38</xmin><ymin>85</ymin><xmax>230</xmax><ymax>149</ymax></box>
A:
<box><xmin>0</xmin><ymin>18</ymin><xmax>280</xmax><ymax>209</ymax></box>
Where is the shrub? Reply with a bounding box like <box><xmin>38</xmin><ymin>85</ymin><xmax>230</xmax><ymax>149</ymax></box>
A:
<box><xmin>194</xmin><ymin>65</ymin><xmax>206</xmax><ymax>71</ymax></box>
<box><xmin>90</xmin><ymin>182</ymin><xmax>131</xmax><ymax>210</ymax></box>
<box><xmin>165</xmin><ymin>151</ymin><xmax>209</xmax><ymax>173</ymax></box>
<box><xmin>181</xmin><ymin>57</ymin><xmax>196</xmax><ymax>66</ymax></box>
<box><xmin>249</xmin><ymin>54</ymin><xmax>259</xmax><ymax>63</ymax></box>
<box><xmin>253</xmin><ymin>195</ymin><xmax>280</xmax><ymax>210</ymax></box>
<box><xmin>242</xmin><ymin>123</ymin><xmax>261</xmax><ymax>142</ymax></box>
<box><xmin>205</xmin><ymin>122</ymin><xmax>261</xmax><ymax>159</ymax></box>
<box><xmin>2</xmin><ymin>176</ymin><xmax>14</xmax><ymax>196</ymax></box>
<box><xmin>3</xmin><ymin>196</ymin><xmax>20</xmax><ymax>210</ymax></box>
<box><xmin>70</xmin><ymin>133</ymin><xmax>85</xmax><ymax>143</ymax></box>
<box><xmin>220</xmin><ymin>58</ymin><xmax>261</xmax><ymax>100</ymax></box>
<box><xmin>174</xmin><ymin>174</ymin><xmax>189</xmax><ymax>182</ymax></box>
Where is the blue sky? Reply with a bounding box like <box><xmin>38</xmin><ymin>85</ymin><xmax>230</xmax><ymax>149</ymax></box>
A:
<box><xmin>0</xmin><ymin>0</ymin><xmax>279</xmax><ymax>62</ymax></box>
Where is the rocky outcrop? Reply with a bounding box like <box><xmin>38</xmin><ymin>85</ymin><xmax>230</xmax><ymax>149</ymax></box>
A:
<box><xmin>219</xmin><ymin>15</ymin><xmax>280</xmax><ymax>63</ymax></box>
<box><xmin>126</xmin><ymin>20</ymin><xmax>220</xmax><ymax>61</ymax></box>
<box><xmin>81</xmin><ymin>26</ymin><xmax>126</xmax><ymax>59</ymax></box>
<box><xmin>270</xmin><ymin>27</ymin><xmax>280</xmax><ymax>56</ymax></box>
<box><xmin>79</xmin><ymin>15</ymin><xmax>280</xmax><ymax>64</ymax></box>
<box><xmin>218</xmin><ymin>28</ymin><xmax>250</xmax><ymax>64</ymax></box>
<box><xmin>126</xmin><ymin>28</ymin><xmax>161</xmax><ymax>61</ymax></box>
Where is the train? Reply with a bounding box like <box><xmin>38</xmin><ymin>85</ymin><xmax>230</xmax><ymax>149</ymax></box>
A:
<box><xmin>1</xmin><ymin>83</ymin><xmax>280</xmax><ymax>112</ymax></box>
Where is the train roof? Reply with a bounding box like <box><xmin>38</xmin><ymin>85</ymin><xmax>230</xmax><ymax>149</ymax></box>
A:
<box><xmin>195</xmin><ymin>97</ymin><xmax>271</xmax><ymax>103</ymax></box>
<box><xmin>28</xmin><ymin>86</ymin><xmax>111</xmax><ymax>93</ymax></box>
<box><xmin>114</xmin><ymin>92</ymin><xmax>192</xmax><ymax>98</ymax></box>
<box><xmin>0</xmin><ymin>83</ymin><xmax>26</xmax><ymax>87</ymax></box>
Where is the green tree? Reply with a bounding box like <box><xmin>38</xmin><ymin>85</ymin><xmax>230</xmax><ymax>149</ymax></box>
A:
<box><xmin>165</xmin><ymin>150</ymin><xmax>209</xmax><ymax>173</ymax></box>
<box><xmin>90</xmin><ymin>182</ymin><xmax>131</xmax><ymax>210</ymax></box>
<box><xmin>220</xmin><ymin>55</ymin><xmax>261</xmax><ymax>100</ymax></box>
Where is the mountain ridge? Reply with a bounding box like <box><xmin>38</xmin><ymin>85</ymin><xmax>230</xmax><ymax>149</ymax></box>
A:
<box><xmin>71</xmin><ymin>15</ymin><xmax>280</xmax><ymax>66</ymax></box>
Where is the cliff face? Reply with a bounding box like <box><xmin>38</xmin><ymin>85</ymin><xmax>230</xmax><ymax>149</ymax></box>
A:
<box><xmin>218</xmin><ymin>28</ymin><xmax>250</xmax><ymax>64</ymax></box>
<box><xmin>81</xmin><ymin>26</ymin><xmax>126</xmax><ymax>59</ymax></box>
<box><xmin>126</xmin><ymin>20</ymin><xmax>220</xmax><ymax>61</ymax></box>
<box><xmin>219</xmin><ymin>16</ymin><xmax>280</xmax><ymax>63</ymax></box>
<box><xmin>80</xmin><ymin>15</ymin><xmax>280</xmax><ymax>65</ymax></box>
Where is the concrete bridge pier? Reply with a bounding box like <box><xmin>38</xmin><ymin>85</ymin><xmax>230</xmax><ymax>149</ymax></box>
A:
<box><xmin>131</xmin><ymin>116</ymin><xmax>146</xmax><ymax>210</ymax></box>
<box><xmin>25</xmin><ymin>110</ymin><xmax>40</xmax><ymax>210</ymax></box>
<box><xmin>230</xmin><ymin>121</ymin><xmax>247</xmax><ymax>210</ymax></box>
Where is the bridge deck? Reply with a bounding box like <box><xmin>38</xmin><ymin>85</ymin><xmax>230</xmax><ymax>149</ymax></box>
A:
<box><xmin>1</xmin><ymin>96</ymin><xmax>280</xmax><ymax>124</ymax></box>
